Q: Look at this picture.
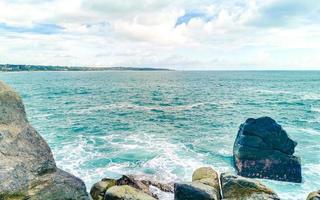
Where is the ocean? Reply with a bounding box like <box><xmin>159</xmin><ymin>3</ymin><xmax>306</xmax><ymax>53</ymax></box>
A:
<box><xmin>1</xmin><ymin>71</ymin><xmax>319</xmax><ymax>200</ymax></box>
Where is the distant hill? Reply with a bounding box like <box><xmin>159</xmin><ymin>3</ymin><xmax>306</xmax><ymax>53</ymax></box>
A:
<box><xmin>0</xmin><ymin>64</ymin><xmax>172</xmax><ymax>72</ymax></box>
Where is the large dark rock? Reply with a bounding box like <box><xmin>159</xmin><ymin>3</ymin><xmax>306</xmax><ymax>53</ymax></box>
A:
<box><xmin>0</xmin><ymin>81</ymin><xmax>89</xmax><ymax>199</ymax></box>
<box><xmin>233</xmin><ymin>117</ymin><xmax>302</xmax><ymax>183</ymax></box>
<box><xmin>221</xmin><ymin>173</ymin><xmax>279</xmax><ymax>200</ymax></box>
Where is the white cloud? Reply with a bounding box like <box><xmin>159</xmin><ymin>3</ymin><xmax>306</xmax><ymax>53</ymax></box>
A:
<box><xmin>0</xmin><ymin>0</ymin><xmax>320</xmax><ymax>69</ymax></box>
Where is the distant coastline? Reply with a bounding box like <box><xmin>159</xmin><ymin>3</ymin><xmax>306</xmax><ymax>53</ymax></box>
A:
<box><xmin>0</xmin><ymin>64</ymin><xmax>172</xmax><ymax>72</ymax></box>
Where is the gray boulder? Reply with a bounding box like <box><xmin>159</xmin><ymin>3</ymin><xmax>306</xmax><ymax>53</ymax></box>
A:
<box><xmin>0</xmin><ymin>81</ymin><xmax>89</xmax><ymax>199</ymax></box>
<box><xmin>90</xmin><ymin>179</ymin><xmax>116</xmax><ymax>200</ymax></box>
<box><xmin>233</xmin><ymin>117</ymin><xmax>302</xmax><ymax>183</ymax></box>
<box><xmin>221</xmin><ymin>173</ymin><xmax>279</xmax><ymax>200</ymax></box>
<box><xmin>105</xmin><ymin>185</ymin><xmax>156</xmax><ymax>200</ymax></box>
<box><xmin>307</xmin><ymin>190</ymin><xmax>320</xmax><ymax>200</ymax></box>
<box><xmin>174</xmin><ymin>182</ymin><xmax>219</xmax><ymax>200</ymax></box>
<box><xmin>174</xmin><ymin>167</ymin><xmax>221</xmax><ymax>200</ymax></box>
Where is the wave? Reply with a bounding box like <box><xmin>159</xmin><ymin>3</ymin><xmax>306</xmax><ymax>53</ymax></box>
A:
<box><xmin>299</xmin><ymin>128</ymin><xmax>320</xmax><ymax>136</ymax></box>
<box><xmin>301</xmin><ymin>93</ymin><xmax>320</xmax><ymax>100</ymax></box>
<box><xmin>311</xmin><ymin>107</ymin><xmax>320</xmax><ymax>113</ymax></box>
<box><xmin>71</xmin><ymin>102</ymin><xmax>215</xmax><ymax>115</ymax></box>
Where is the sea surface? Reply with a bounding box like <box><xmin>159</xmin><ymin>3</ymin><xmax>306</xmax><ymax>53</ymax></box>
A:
<box><xmin>1</xmin><ymin>71</ymin><xmax>319</xmax><ymax>199</ymax></box>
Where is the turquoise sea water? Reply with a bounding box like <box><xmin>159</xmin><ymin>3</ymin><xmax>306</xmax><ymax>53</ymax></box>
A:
<box><xmin>1</xmin><ymin>71</ymin><xmax>319</xmax><ymax>199</ymax></box>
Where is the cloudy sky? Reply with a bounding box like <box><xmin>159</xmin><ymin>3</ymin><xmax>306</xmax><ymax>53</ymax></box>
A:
<box><xmin>0</xmin><ymin>0</ymin><xmax>320</xmax><ymax>70</ymax></box>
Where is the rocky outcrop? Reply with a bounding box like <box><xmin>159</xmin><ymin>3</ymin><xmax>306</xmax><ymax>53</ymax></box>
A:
<box><xmin>93</xmin><ymin>167</ymin><xmax>282</xmax><ymax>200</ymax></box>
<box><xmin>233</xmin><ymin>117</ymin><xmax>302</xmax><ymax>183</ymax></box>
<box><xmin>90</xmin><ymin>175</ymin><xmax>173</xmax><ymax>200</ymax></box>
<box><xmin>174</xmin><ymin>167</ymin><xmax>221</xmax><ymax>200</ymax></box>
<box><xmin>0</xmin><ymin>81</ymin><xmax>89</xmax><ymax>199</ymax></box>
<box><xmin>307</xmin><ymin>190</ymin><xmax>320</xmax><ymax>200</ymax></box>
<box><xmin>220</xmin><ymin>173</ymin><xmax>279</xmax><ymax>200</ymax></box>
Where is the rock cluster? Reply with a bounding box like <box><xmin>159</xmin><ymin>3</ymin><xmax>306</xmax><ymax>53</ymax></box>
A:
<box><xmin>91</xmin><ymin>167</ymin><xmax>280</xmax><ymax>200</ymax></box>
<box><xmin>233</xmin><ymin>117</ymin><xmax>302</xmax><ymax>183</ymax></box>
<box><xmin>0</xmin><ymin>81</ymin><xmax>89</xmax><ymax>200</ymax></box>
<box><xmin>90</xmin><ymin>175</ymin><xmax>173</xmax><ymax>200</ymax></box>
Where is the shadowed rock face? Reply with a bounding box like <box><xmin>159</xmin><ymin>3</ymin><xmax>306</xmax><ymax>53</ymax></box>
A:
<box><xmin>0</xmin><ymin>81</ymin><xmax>89</xmax><ymax>200</ymax></box>
<box><xmin>233</xmin><ymin>117</ymin><xmax>302</xmax><ymax>183</ymax></box>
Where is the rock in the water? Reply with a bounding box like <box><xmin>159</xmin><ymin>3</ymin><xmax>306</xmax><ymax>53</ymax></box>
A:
<box><xmin>307</xmin><ymin>190</ymin><xmax>320</xmax><ymax>200</ymax></box>
<box><xmin>220</xmin><ymin>173</ymin><xmax>279</xmax><ymax>200</ymax></box>
<box><xmin>91</xmin><ymin>179</ymin><xmax>116</xmax><ymax>200</ymax></box>
<box><xmin>174</xmin><ymin>182</ymin><xmax>220</xmax><ymax>200</ymax></box>
<box><xmin>233</xmin><ymin>117</ymin><xmax>302</xmax><ymax>183</ymax></box>
<box><xmin>105</xmin><ymin>185</ymin><xmax>156</xmax><ymax>200</ymax></box>
<box><xmin>0</xmin><ymin>81</ymin><xmax>89</xmax><ymax>199</ymax></box>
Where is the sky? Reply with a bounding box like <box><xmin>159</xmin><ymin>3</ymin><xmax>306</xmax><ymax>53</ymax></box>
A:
<box><xmin>0</xmin><ymin>0</ymin><xmax>320</xmax><ymax>70</ymax></box>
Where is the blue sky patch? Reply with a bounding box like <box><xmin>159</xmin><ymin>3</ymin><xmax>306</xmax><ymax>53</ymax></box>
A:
<box><xmin>0</xmin><ymin>23</ymin><xmax>64</xmax><ymax>34</ymax></box>
<box><xmin>175</xmin><ymin>11</ymin><xmax>213</xmax><ymax>26</ymax></box>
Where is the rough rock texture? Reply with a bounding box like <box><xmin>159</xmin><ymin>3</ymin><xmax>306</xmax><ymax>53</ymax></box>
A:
<box><xmin>221</xmin><ymin>173</ymin><xmax>279</xmax><ymax>200</ymax></box>
<box><xmin>105</xmin><ymin>185</ymin><xmax>156</xmax><ymax>200</ymax></box>
<box><xmin>233</xmin><ymin>117</ymin><xmax>302</xmax><ymax>183</ymax></box>
<box><xmin>90</xmin><ymin>175</ymin><xmax>173</xmax><ymax>200</ymax></box>
<box><xmin>307</xmin><ymin>190</ymin><xmax>320</xmax><ymax>200</ymax></box>
<box><xmin>116</xmin><ymin>175</ymin><xmax>156</xmax><ymax>198</ymax></box>
<box><xmin>174</xmin><ymin>182</ymin><xmax>219</xmax><ymax>200</ymax></box>
<box><xmin>90</xmin><ymin>179</ymin><xmax>116</xmax><ymax>200</ymax></box>
<box><xmin>174</xmin><ymin>167</ymin><xmax>221</xmax><ymax>200</ymax></box>
<box><xmin>192</xmin><ymin>167</ymin><xmax>220</xmax><ymax>188</ymax></box>
<box><xmin>0</xmin><ymin>81</ymin><xmax>89</xmax><ymax>200</ymax></box>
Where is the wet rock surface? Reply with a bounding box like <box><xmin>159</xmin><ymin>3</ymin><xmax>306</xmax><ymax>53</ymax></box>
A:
<box><xmin>221</xmin><ymin>173</ymin><xmax>279</xmax><ymax>200</ymax></box>
<box><xmin>233</xmin><ymin>117</ymin><xmax>302</xmax><ymax>183</ymax></box>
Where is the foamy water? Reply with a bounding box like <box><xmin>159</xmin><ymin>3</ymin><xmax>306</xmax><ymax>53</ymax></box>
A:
<box><xmin>1</xmin><ymin>71</ymin><xmax>320</xmax><ymax>200</ymax></box>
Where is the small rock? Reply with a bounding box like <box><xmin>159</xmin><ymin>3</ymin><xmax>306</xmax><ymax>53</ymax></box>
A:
<box><xmin>307</xmin><ymin>190</ymin><xmax>320</xmax><ymax>200</ymax></box>
<box><xmin>192</xmin><ymin>167</ymin><xmax>220</xmax><ymax>189</ymax></box>
<box><xmin>220</xmin><ymin>173</ymin><xmax>279</xmax><ymax>200</ymax></box>
<box><xmin>174</xmin><ymin>182</ymin><xmax>220</xmax><ymax>200</ymax></box>
<box><xmin>90</xmin><ymin>179</ymin><xmax>116</xmax><ymax>200</ymax></box>
<box><xmin>192</xmin><ymin>167</ymin><xmax>219</xmax><ymax>182</ymax></box>
<box><xmin>105</xmin><ymin>185</ymin><xmax>156</xmax><ymax>200</ymax></box>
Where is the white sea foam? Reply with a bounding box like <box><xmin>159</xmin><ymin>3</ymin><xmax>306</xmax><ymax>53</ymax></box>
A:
<box><xmin>256</xmin><ymin>89</ymin><xmax>294</xmax><ymax>95</ymax></box>
<box><xmin>301</xmin><ymin>93</ymin><xmax>320</xmax><ymax>100</ymax></box>
<box><xmin>300</xmin><ymin>128</ymin><xmax>320</xmax><ymax>135</ymax></box>
<box><xmin>311</xmin><ymin>107</ymin><xmax>320</xmax><ymax>113</ymax></box>
<box><xmin>54</xmin><ymin>132</ymin><xmax>211</xmax><ymax>198</ymax></box>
